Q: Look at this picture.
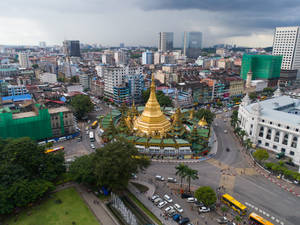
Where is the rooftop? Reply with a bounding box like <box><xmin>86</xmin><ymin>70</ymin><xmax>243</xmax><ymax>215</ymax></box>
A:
<box><xmin>48</xmin><ymin>106</ymin><xmax>70</xmax><ymax>114</ymax></box>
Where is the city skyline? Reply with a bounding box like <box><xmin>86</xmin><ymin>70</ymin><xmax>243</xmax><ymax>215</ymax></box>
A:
<box><xmin>1</xmin><ymin>0</ymin><xmax>300</xmax><ymax>47</ymax></box>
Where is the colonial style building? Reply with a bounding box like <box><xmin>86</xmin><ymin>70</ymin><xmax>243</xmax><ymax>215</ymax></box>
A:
<box><xmin>238</xmin><ymin>89</ymin><xmax>300</xmax><ymax>165</ymax></box>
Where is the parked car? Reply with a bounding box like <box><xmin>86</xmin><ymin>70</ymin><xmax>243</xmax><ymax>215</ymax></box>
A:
<box><xmin>174</xmin><ymin>203</ymin><xmax>184</xmax><ymax>213</ymax></box>
<box><xmin>131</xmin><ymin>173</ymin><xmax>137</xmax><ymax>179</ymax></box>
<box><xmin>224</xmin><ymin>130</ymin><xmax>228</xmax><ymax>133</ymax></box>
<box><xmin>226</xmin><ymin>222</ymin><xmax>236</xmax><ymax>225</ymax></box>
<box><xmin>217</xmin><ymin>217</ymin><xmax>229</xmax><ymax>224</ymax></box>
<box><xmin>194</xmin><ymin>201</ymin><xmax>204</xmax><ymax>207</ymax></box>
<box><xmin>167</xmin><ymin>177</ymin><xmax>177</xmax><ymax>183</ymax></box>
<box><xmin>90</xmin><ymin>143</ymin><xmax>95</xmax><ymax>149</ymax></box>
<box><xmin>187</xmin><ymin>197</ymin><xmax>197</xmax><ymax>203</ymax></box>
<box><xmin>158</xmin><ymin>201</ymin><xmax>168</xmax><ymax>208</ymax></box>
<box><xmin>199</xmin><ymin>206</ymin><xmax>210</xmax><ymax>213</ymax></box>
<box><xmin>173</xmin><ymin>214</ymin><xmax>181</xmax><ymax>222</ymax></box>
<box><xmin>163</xmin><ymin>194</ymin><xmax>173</xmax><ymax>203</ymax></box>
<box><xmin>151</xmin><ymin>194</ymin><xmax>159</xmax><ymax>202</ymax></box>
<box><xmin>164</xmin><ymin>206</ymin><xmax>174</xmax><ymax>212</ymax></box>
<box><xmin>181</xmin><ymin>193</ymin><xmax>192</xmax><ymax>199</ymax></box>
<box><xmin>179</xmin><ymin>217</ymin><xmax>190</xmax><ymax>225</ymax></box>
<box><xmin>155</xmin><ymin>175</ymin><xmax>165</xmax><ymax>181</ymax></box>
<box><xmin>154</xmin><ymin>197</ymin><xmax>163</xmax><ymax>205</ymax></box>
<box><xmin>168</xmin><ymin>209</ymin><xmax>176</xmax><ymax>216</ymax></box>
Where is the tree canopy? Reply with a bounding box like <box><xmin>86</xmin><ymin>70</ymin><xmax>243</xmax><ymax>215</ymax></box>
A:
<box><xmin>253</xmin><ymin>149</ymin><xmax>269</xmax><ymax>162</ymax></box>
<box><xmin>69</xmin><ymin>139</ymin><xmax>150</xmax><ymax>192</ymax></box>
<box><xmin>194</xmin><ymin>186</ymin><xmax>217</xmax><ymax>207</ymax></box>
<box><xmin>142</xmin><ymin>89</ymin><xmax>173</xmax><ymax>107</ymax></box>
<box><xmin>195</xmin><ymin>108</ymin><xmax>215</xmax><ymax>125</ymax></box>
<box><xmin>0</xmin><ymin>137</ymin><xmax>65</xmax><ymax>214</ymax></box>
<box><xmin>70</xmin><ymin>94</ymin><xmax>94</xmax><ymax>119</ymax></box>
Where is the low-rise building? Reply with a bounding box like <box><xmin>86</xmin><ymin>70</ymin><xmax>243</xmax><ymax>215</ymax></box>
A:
<box><xmin>39</xmin><ymin>72</ymin><xmax>57</xmax><ymax>84</ymax></box>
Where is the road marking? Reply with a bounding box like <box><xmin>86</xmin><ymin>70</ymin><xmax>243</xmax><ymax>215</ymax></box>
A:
<box><xmin>280</xmin><ymin>222</ymin><xmax>284</xmax><ymax>225</ymax></box>
<box><xmin>262</xmin><ymin>211</ymin><xmax>266</xmax><ymax>215</ymax></box>
<box><xmin>255</xmin><ymin>207</ymin><xmax>258</xmax><ymax>210</ymax></box>
<box><xmin>271</xmin><ymin>216</ymin><xmax>275</xmax><ymax>220</ymax></box>
<box><xmin>266</xmin><ymin>213</ymin><xmax>269</xmax><ymax>217</ymax></box>
<box><xmin>259</xmin><ymin>209</ymin><xmax>262</xmax><ymax>213</ymax></box>
<box><xmin>276</xmin><ymin>219</ymin><xmax>280</xmax><ymax>223</ymax></box>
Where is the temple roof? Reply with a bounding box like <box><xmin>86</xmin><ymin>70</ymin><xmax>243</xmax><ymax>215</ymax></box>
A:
<box><xmin>198</xmin><ymin>117</ymin><xmax>208</xmax><ymax>127</ymax></box>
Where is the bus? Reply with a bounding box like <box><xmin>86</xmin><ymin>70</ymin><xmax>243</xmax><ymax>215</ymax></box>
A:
<box><xmin>45</xmin><ymin>146</ymin><xmax>64</xmax><ymax>154</ymax></box>
<box><xmin>91</xmin><ymin>120</ymin><xmax>98</xmax><ymax>129</ymax></box>
<box><xmin>89</xmin><ymin>131</ymin><xmax>95</xmax><ymax>142</ymax></box>
<box><xmin>221</xmin><ymin>193</ymin><xmax>247</xmax><ymax>215</ymax></box>
<box><xmin>249</xmin><ymin>212</ymin><xmax>274</xmax><ymax>225</ymax></box>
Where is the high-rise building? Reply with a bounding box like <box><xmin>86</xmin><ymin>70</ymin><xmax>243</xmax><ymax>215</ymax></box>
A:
<box><xmin>114</xmin><ymin>50</ymin><xmax>128</xmax><ymax>65</ymax></box>
<box><xmin>182</xmin><ymin>32</ymin><xmax>202</xmax><ymax>58</ymax></box>
<box><xmin>120</xmin><ymin>43</ymin><xmax>125</xmax><ymax>48</ymax></box>
<box><xmin>63</xmin><ymin>40</ymin><xmax>81</xmax><ymax>57</ymax></box>
<box><xmin>79</xmin><ymin>73</ymin><xmax>92</xmax><ymax>90</ymax></box>
<box><xmin>272</xmin><ymin>26</ymin><xmax>300</xmax><ymax>72</ymax></box>
<box><xmin>158</xmin><ymin>32</ymin><xmax>173</xmax><ymax>52</ymax></box>
<box><xmin>39</xmin><ymin>42</ymin><xmax>46</xmax><ymax>48</ymax></box>
<box><xmin>142</xmin><ymin>51</ymin><xmax>154</xmax><ymax>65</ymax></box>
<box><xmin>18</xmin><ymin>52</ymin><xmax>31</xmax><ymax>69</ymax></box>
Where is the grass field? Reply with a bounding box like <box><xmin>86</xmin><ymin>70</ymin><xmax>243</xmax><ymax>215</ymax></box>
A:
<box><xmin>6</xmin><ymin>187</ymin><xmax>99</xmax><ymax>225</ymax></box>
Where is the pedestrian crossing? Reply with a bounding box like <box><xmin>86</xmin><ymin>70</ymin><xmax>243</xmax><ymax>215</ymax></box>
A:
<box><xmin>245</xmin><ymin>202</ymin><xmax>284</xmax><ymax>225</ymax></box>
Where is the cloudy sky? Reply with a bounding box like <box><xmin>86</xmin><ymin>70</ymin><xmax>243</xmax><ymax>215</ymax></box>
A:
<box><xmin>1</xmin><ymin>0</ymin><xmax>300</xmax><ymax>47</ymax></box>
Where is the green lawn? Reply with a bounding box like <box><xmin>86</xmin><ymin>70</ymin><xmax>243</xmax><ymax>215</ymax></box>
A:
<box><xmin>6</xmin><ymin>187</ymin><xmax>99</xmax><ymax>225</ymax></box>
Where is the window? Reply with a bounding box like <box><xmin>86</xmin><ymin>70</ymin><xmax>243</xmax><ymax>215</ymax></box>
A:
<box><xmin>296</xmin><ymin>128</ymin><xmax>299</xmax><ymax>132</ymax></box>
<box><xmin>262</xmin><ymin>120</ymin><xmax>265</xmax><ymax>122</ymax></box>
<box><xmin>291</xmin><ymin>136</ymin><xmax>298</xmax><ymax>148</ymax></box>
<box><xmin>265</xmin><ymin>142</ymin><xmax>269</xmax><ymax>147</ymax></box>
<box><xmin>273</xmin><ymin>145</ymin><xmax>277</xmax><ymax>150</ymax></box>
<box><xmin>290</xmin><ymin>151</ymin><xmax>295</xmax><ymax>156</ymax></box>
<box><xmin>282</xmin><ymin>134</ymin><xmax>288</xmax><ymax>145</ymax></box>
<box><xmin>287</xmin><ymin>126</ymin><xmax>290</xmax><ymax>129</ymax></box>
<box><xmin>270</xmin><ymin>122</ymin><xmax>273</xmax><ymax>125</ymax></box>
<box><xmin>259</xmin><ymin>127</ymin><xmax>264</xmax><ymax>137</ymax></box>
<box><xmin>278</xmin><ymin>124</ymin><xmax>281</xmax><ymax>127</ymax></box>
<box><xmin>281</xmin><ymin>148</ymin><xmax>286</xmax><ymax>153</ymax></box>
<box><xmin>258</xmin><ymin>140</ymin><xmax>262</xmax><ymax>145</ymax></box>
<box><xmin>266</xmin><ymin>129</ymin><xmax>272</xmax><ymax>140</ymax></box>
<box><xmin>274</xmin><ymin>131</ymin><xmax>280</xmax><ymax>142</ymax></box>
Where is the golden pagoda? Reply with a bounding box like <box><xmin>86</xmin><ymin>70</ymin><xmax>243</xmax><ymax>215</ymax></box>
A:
<box><xmin>198</xmin><ymin>116</ymin><xmax>208</xmax><ymax>127</ymax></box>
<box><xmin>133</xmin><ymin>74</ymin><xmax>171</xmax><ymax>136</ymax></box>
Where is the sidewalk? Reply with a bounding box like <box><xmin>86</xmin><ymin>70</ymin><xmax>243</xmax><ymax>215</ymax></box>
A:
<box><xmin>130</xmin><ymin>179</ymin><xmax>156</xmax><ymax>198</ymax></box>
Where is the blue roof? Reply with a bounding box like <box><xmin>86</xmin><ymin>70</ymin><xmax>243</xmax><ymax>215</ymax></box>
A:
<box><xmin>60</xmin><ymin>96</ymin><xmax>67</xmax><ymax>102</ymax></box>
<box><xmin>2</xmin><ymin>94</ymin><xmax>32</xmax><ymax>102</ymax></box>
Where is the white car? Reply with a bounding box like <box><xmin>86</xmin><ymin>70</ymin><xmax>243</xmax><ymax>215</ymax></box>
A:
<box><xmin>151</xmin><ymin>194</ymin><xmax>159</xmax><ymax>202</ymax></box>
<box><xmin>164</xmin><ymin>206</ymin><xmax>174</xmax><ymax>212</ymax></box>
<box><xmin>154</xmin><ymin>198</ymin><xmax>163</xmax><ymax>205</ymax></box>
<box><xmin>224</xmin><ymin>130</ymin><xmax>228</xmax><ymax>133</ymax></box>
<box><xmin>157</xmin><ymin>201</ymin><xmax>168</xmax><ymax>208</ymax></box>
<box><xmin>199</xmin><ymin>206</ymin><xmax>210</xmax><ymax>213</ymax></box>
<box><xmin>174</xmin><ymin>203</ymin><xmax>183</xmax><ymax>213</ymax></box>
<box><xmin>90</xmin><ymin>144</ymin><xmax>95</xmax><ymax>149</ymax></box>
<box><xmin>187</xmin><ymin>197</ymin><xmax>197</xmax><ymax>203</ymax></box>
<box><xmin>163</xmin><ymin>194</ymin><xmax>173</xmax><ymax>203</ymax></box>
<box><xmin>155</xmin><ymin>175</ymin><xmax>165</xmax><ymax>181</ymax></box>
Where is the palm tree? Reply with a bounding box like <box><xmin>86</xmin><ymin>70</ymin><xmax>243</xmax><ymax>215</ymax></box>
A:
<box><xmin>185</xmin><ymin>167</ymin><xmax>199</xmax><ymax>192</ymax></box>
<box><xmin>234</xmin><ymin>127</ymin><xmax>241</xmax><ymax>135</ymax></box>
<box><xmin>239</xmin><ymin>130</ymin><xmax>247</xmax><ymax>141</ymax></box>
<box><xmin>244</xmin><ymin>138</ymin><xmax>252</xmax><ymax>150</ymax></box>
<box><xmin>175</xmin><ymin>163</ymin><xmax>188</xmax><ymax>187</ymax></box>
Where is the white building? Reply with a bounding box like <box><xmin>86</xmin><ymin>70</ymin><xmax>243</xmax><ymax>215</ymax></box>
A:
<box><xmin>18</xmin><ymin>52</ymin><xmax>31</xmax><ymax>69</ymax></box>
<box><xmin>39</xmin><ymin>72</ymin><xmax>57</xmax><ymax>84</ymax></box>
<box><xmin>272</xmin><ymin>26</ymin><xmax>300</xmax><ymax>72</ymax></box>
<box><xmin>238</xmin><ymin>91</ymin><xmax>300</xmax><ymax>165</ymax></box>
<box><xmin>114</xmin><ymin>50</ymin><xmax>128</xmax><ymax>65</ymax></box>
<box><xmin>158</xmin><ymin>32</ymin><xmax>173</xmax><ymax>52</ymax></box>
<box><xmin>154</xmin><ymin>51</ymin><xmax>162</xmax><ymax>65</ymax></box>
<box><xmin>250</xmin><ymin>80</ymin><xmax>268</xmax><ymax>92</ymax></box>
<box><xmin>142</xmin><ymin>51</ymin><xmax>154</xmax><ymax>65</ymax></box>
<box><xmin>79</xmin><ymin>73</ymin><xmax>92</xmax><ymax>90</ymax></box>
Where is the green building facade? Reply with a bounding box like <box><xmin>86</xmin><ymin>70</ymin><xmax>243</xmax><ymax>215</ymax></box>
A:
<box><xmin>241</xmin><ymin>54</ymin><xmax>282</xmax><ymax>80</ymax></box>
<box><xmin>0</xmin><ymin>104</ymin><xmax>53</xmax><ymax>140</ymax></box>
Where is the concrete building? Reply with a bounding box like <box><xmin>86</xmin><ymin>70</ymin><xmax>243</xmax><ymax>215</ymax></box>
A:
<box><xmin>39</xmin><ymin>72</ymin><xmax>57</xmax><ymax>84</ymax></box>
<box><xmin>158</xmin><ymin>32</ymin><xmax>174</xmax><ymax>52</ymax></box>
<box><xmin>142</xmin><ymin>51</ymin><xmax>154</xmax><ymax>65</ymax></box>
<box><xmin>239</xmin><ymin>92</ymin><xmax>300</xmax><ymax>165</ymax></box>
<box><xmin>272</xmin><ymin>26</ymin><xmax>300</xmax><ymax>72</ymax></box>
<box><xmin>0</xmin><ymin>65</ymin><xmax>18</xmax><ymax>77</ymax></box>
<box><xmin>102</xmin><ymin>52</ymin><xmax>114</xmax><ymax>65</ymax></box>
<box><xmin>79</xmin><ymin>73</ymin><xmax>92</xmax><ymax>90</ymax></box>
<box><xmin>91</xmin><ymin>80</ymin><xmax>104</xmax><ymax>97</ymax></box>
<box><xmin>250</xmin><ymin>80</ymin><xmax>268</xmax><ymax>92</ymax></box>
<box><xmin>154</xmin><ymin>51</ymin><xmax>162</xmax><ymax>65</ymax></box>
<box><xmin>182</xmin><ymin>32</ymin><xmax>202</xmax><ymax>58</ymax></box>
<box><xmin>114</xmin><ymin>50</ymin><xmax>128</xmax><ymax>65</ymax></box>
<box><xmin>18</xmin><ymin>53</ymin><xmax>31</xmax><ymax>69</ymax></box>
<box><xmin>63</xmin><ymin>40</ymin><xmax>81</xmax><ymax>57</ymax></box>
<box><xmin>5</xmin><ymin>85</ymin><xmax>29</xmax><ymax>96</ymax></box>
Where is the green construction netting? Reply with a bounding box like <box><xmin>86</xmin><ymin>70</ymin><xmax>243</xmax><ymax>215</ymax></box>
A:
<box><xmin>0</xmin><ymin>107</ymin><xmax>53</xmax><ymax>140</ymax></box>
<box><xmin>60</xmin><ymin>112</ymin><xmax>65</xmax><ymax>135</ymax></box>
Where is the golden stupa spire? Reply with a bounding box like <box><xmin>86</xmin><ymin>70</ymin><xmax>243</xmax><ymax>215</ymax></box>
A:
<box><xmin>133</xmin><ymin>74</ymin><xmax>171</xmax><ymax>136</ymax></box>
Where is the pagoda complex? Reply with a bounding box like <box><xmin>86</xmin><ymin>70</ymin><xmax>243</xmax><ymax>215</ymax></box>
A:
<box><xmin>133</xmin><ymin>74</ymin><xmax>171</xmax><ymax>137</ymax></box>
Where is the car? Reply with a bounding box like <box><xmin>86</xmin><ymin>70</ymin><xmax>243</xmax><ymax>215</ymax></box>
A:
<box><xmin>155</xmin><ymin>175</ymin><xmax>165</xmax><ymax>181</ymax></box>
<box><xmin>217</xmin><ymin>217</ymin><xmax>229</xmax><ymax>224</ymax></box>
<box><xmin>199</xmin><ymin>206</ymin><xmax>210</xmax><ymax>213</ymax></box>
<box><xmin>187</xmin><ymin>197</ymin><xmax>197</xmax><ymax>203</ymax></box>
<box><xmin>163</xmin><ymin>194</ymin><xmax>173</xmax><ymax>203</ymax></box>
<box><xmin>164</xmin><ymin>206</ymin><xmax>174</xmax><ymax>212</ymax></box>
<box><xmin>226</xmin><ymin>222</ymin><xmax>236</xmax><ymax>225</ymax></box>
<box><xmin>174</xmin><ymin>203</ymin><xmax>183</xmax><ymax>213</ymax></box>
<box><xmin>181</xmin><ymin>193</ymin><xmax>192</xmax><ymax>199</ymax></box>
<box><xmin>151</xmin><ymin>194</ymin><xmax>159</xmax><ymax>202</ymax></box>
<box><xmin>194</xmin><ymin>201</ymin><xmax>204</xmax><ymax>207</ymax></box>
<box><xmin>167</xmin><ymin>177</ymin><xmax>177</xmax><ymax>183</ymax></box>
<box><xmin>179</xmin><ymin>217</ymin><xmax>190</xmax><ymax>225</ymax></box>
<box><xmin>168</xmin><ymin>209</ymin><xmax>176</xmax><ymax>216</ymax></box>
<box><xmin>224</xmin><ymin>130</ymin><xmax>228</xmax><ymax>133</ymax></box>
<box><xmin>77</xmin><ymin>137</ymin><xmax>82</xmax><ymax>142</ymax></box>
<box><xmin>131</xmin><ymin>173</ymin><xmax>137</xmax><ymax>179</ymax></box>
<box><xmin>157</xmin><ymin>201</ymin><xmax>168</xmax><ymax>208</ymax></box>
<box><xmin>90</xmin><ymin>143</ymin><xmax>95</xmax><ymax>149</ymax></box>
<box><xmin>154</xmin><ymin>197</ymin><xmax>163</xmax><ymax>205</ymax></box>
<box><xmin>86</xmin><ymin>130</ymin><xmax>89</xmax><ymax>135</ymax></box>
<box><xmin>172</xmin><ymin>213</ymin><xmax>181</xmax><ymax>222</ymax></box>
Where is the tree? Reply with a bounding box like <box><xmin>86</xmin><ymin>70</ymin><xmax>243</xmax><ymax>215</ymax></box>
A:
<box><xmin>239</xmin><ymin>130</ymin><xmax>247</xmax><ymax>141</ymax></box>
<box><xmin>175</xmin><ymin>163</ymin><xmax>188</xmax><ymax>187</ymax></box>
<box><xmin>216</xmin><ymin>101</ymin><xmax>223</xmax><ymax>108</ymax></box>
<box><xmin>93</xmin><ymin>139</ymin><xmax>150</xmax><ymax>192</ymax></box>
<box><xmin>194</xmin><ymin>186</ymin><xmax>217</xmax><ymax>207</ymax></box>
<box><xmin>263</xmin><ymin>87</ymin><xmax>274</xmax><ymax>96</ymax></box>
<box><xmin>249</xmin><ymin>92</ymin><xmax>257</xmax><ymax>100</ymax></box>
<box><xmin>32</xmin><ymin>64</ymin><xmax>39</xmax><ymax>69</ymax></box>
<box><xmin>70</xmin><ymin>94</ymin><xmax>94</xmax><ymax>119</ymax></box>
<box><xmin>69</xmin><ymin>154</ymin><xmax>96</xmax><ymax>186</ymax></box>
<box><xmin>142</xmin><ymin>89</ymin><xmax>172</xmax><ymax>107</ymax></box>
<box><xmin>244</xmin><ymin>138</ymin><xmax>252</xmax><ymax>150</ymax></box>
<box><xmin>0</xmin><ymin>137</ymin><xmax>65</xmax><ymax>214</ymax></box>
<box><xmin>195</xmin><ymin>108</ymin><xmax>215</xmax><ymax>125</ymax></box>
<box><xmin>70</xmin><ymin>76</ymin><xmax>79</xmax><ymax>83</ymax></box>
<box><xmin>231</xmin><ymin>110</ymin><xmax>239</xmax><ymax>128</ymax></box>
<box><xmin>185</xmin><ymin>167</ymin><xmax>198</xmax><ymax>192</ymax></box>
<box><xmin>253</xmin><ymin>149</ymin><xmax>269</xmax><ymax>162</ymax></box>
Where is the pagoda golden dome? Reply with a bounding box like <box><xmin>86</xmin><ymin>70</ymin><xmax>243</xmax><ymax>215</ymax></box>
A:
<box><xmin>133</xmin><ymin>74</ymin><xmax>171</xmax><ymax>136</ymax></box>
<box><xmin>198</xmin><ymin>116</ymin><xmax>208</xmax><ymax>127</ymax></box>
